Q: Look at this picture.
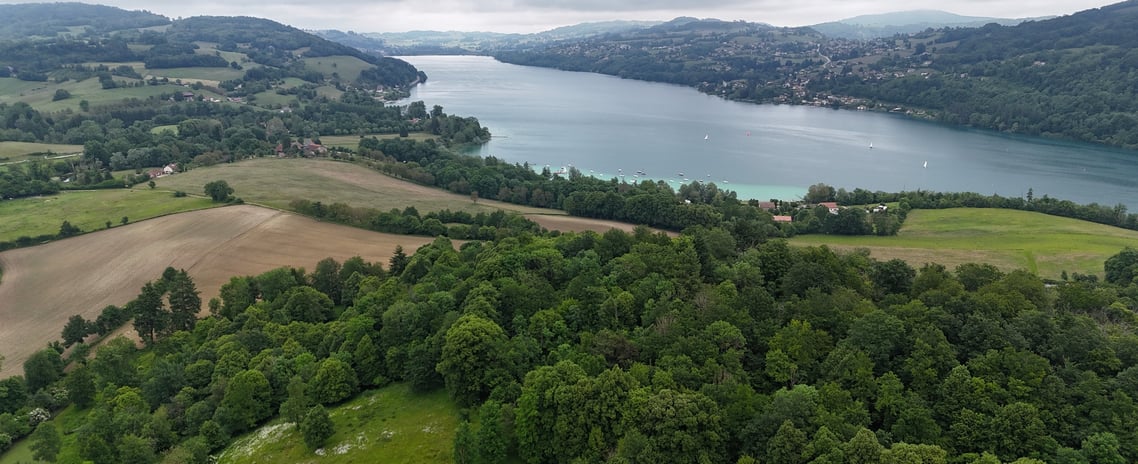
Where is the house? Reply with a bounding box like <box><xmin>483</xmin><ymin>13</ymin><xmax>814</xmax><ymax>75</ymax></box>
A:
<box><xmin>162</xmin><ymin>163</ymin><xmax>178</xmax><ymax>175</ymax></box>
<box><xmin>181</xmin><ymin>91</ymin><xmax>195</xmax><ymax>100</ymax></box>
<box><xmin>758</xmin><ymin>201</ymin><xmax>777</xmax><ymax>211</ymax></box>
<box><xmin>872</xmin><ymin>203</ymin><xmax>888</xmax><ymax>213</ymax></box>
<box><xmin>819</xmin><ymin>202</ymin><xmax>840</xmax><ymax>214</ymax></box>
<box><xmin>773</xmin><ymin>215</ymin><xmax>793</xmax><ymax>223</ymax></box>
<box><xmin>147</xmin><ymin>169</ymin><xmax>163</xmax><ymax>179</ymax></box>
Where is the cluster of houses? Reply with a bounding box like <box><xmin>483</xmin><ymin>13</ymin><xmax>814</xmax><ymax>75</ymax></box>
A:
<box><xmin>755</xmin><ymin>200</ymin><xmax>889</xmax><ymax>224</ymax></box>
<box><xmin>275</xmin><ymin>139</ymin><xmax>327</xmax><ymax>157</ymax></box>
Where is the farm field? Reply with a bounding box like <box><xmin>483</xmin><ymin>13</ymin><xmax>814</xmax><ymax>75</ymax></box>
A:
<box><xmin>0</xmin><ymin>205</ymin><xmax>441</xmax><ymax>377</ymax></box>
<box><xmin>154</xmin><ymin>157</ymin><xmax>565</xmax><ymax>216</ymax></box>
<box><xmin>789</xmin><ymin>208</ymin><xmax>1138</xmax><ymax>279</ymax></box>
<box><xmin>0</xmin><ymin>141</ymin><xmax>83</xmax><ymax>162</ymax></box>
<box><xmin>318</xmin><ymin>132</ymin><xmax>438</xmax><ymax>149</ymax></box>
<box><xmin>218</xmin><ymin>384</ymin><xmax>457</xmax><ymax>464</ymax></box>
<box><xmin>301</xmin><ymin>56</ymin><xmax>374</xmax><ymax>82</ymax></box>
<box><xmin>0</xmin><ymin>189</ymin><xmax>215</xmax><ymax>241</ymax></box>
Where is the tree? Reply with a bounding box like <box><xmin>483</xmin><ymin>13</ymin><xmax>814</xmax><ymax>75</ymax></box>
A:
<box><xmin>166</xmin><ymin>269</ymin><xmax>201</xmax><ymax>333</ymax></box>
<box><xmin>215</xmin><ymin>369</ymin><xmax>272</xmax><ymax>434</ymax></box>
<box><xmin>437</xmin><ymin>314</ymin><xmax>510</xmax><ymax>407</ymax></box>
<box><xmin>52</xmin><ymin>89</ymin><xmax>70</xmax><ymax>101</ymax></box>
<box><xmin>131</xmin><ymin>281</ymin><xmax>167</xmax><ymax>345</ymax></box>
<box><xmin>389</xmin><ymin>245</ymin><xmax>410</xmax><ymax>276</ymax></box>
<box><xmin>279</xmin><ymin>376</ymin><xmax>310</xmax><ymax>424</ymax></box>
<box><xmin>805</xmin><ymin>183</ymin><xmax>836</xmax><ymax>203</ymax></box>
<box><xmin>58</xmin><ymin>220</ymin><xmax>81</xmax><ymax>237</ymax></box>
<box><xmin>61</xmin><ymin>314</ymin><xmax>93</xmax><ymax>347</ymax></box>
<box><xmin>1104</xmin><ymin>247</ymin><xmax>1138</xmax><ymax>285</ymax></box>
<box><xmin>299</xmin><ymin>405</ymin><xmax>334</xmax><ymax>451</ymax></box>
<box><xmin>766</xmin><ymin>420</ymin><xmax>807</xmax><ymax>464</ymax></box>
<box><xmin>66</xmin><ymin>365</ymin><xmax>96</xmax><ymax>408</ymax></box>
<box><xmin>24</xmin><ymin>348</ymin><xmax>63</xmax><ymax>392</ymax></box>
<box><xmin>846</xmin><ymin>428</ymin><xmax>883</xmax><ymax>464</ymax></box>
<box><xmin>203</xmin><ymin>180</ymin><xmax>233</xmax><ymax>202</ymax></box>
<box><xmin>310</xmin><ymin>358</ymin><xmax>358</xmax><ymax>404</ymax></box>
<box><xmin>30</xmin><ymin>422</ymin><xmax>61</xmax><ymax>462</ymax></box>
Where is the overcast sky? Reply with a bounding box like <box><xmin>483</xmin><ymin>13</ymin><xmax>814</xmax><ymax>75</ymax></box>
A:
<box><xmin>5</xmin><ymin>0</ymin><xmax>1120</xmax><ymax>33</ymax></box>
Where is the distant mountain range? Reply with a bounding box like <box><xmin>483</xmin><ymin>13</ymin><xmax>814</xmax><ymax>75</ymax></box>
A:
<box><xmin>808</xmin><ymin>10</ymin><xmax>1053</xmax><ymax>39</ymax></box>
<box><xmin>314</xmin><ymin>20</ymin><xmax>661</xmax><ymax>55</ymax></box>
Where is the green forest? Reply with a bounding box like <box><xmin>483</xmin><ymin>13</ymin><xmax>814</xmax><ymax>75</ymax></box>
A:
<box><xmin>2</xmin><ymin>230</ymin><xmax>1138</xmax><ymax>463</ymax></box>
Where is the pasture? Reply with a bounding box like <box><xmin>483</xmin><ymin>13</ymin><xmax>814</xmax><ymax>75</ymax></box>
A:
<box><xmin>789</xmin><ymin>208</ymin><xmax>1138</xmax><ymax>279</ymax></box>
<box><xmin>0</xmin><ymin>205</ymin><xmax>442</xmax><ymax>377</ymax></box>
<box><xmin>0</xmin><ymin>189</ymin><xmax>215</xmax><ymax>242</ymax></box>
<box><xmin>154</xmin><ymin>157</ymin><xmax>564</xmax><ymax>216</ymax></box>
<box><xmin>300</xmin><ymin>56</ymin><xmax>374</xmax><ymax>82</ymax></box>
<box><xmin>218</xmin><ymin>384</ymin><xmax>457</xmax><ymax>464</ymax></box>
<box><xmin>0</xmin><ymin>141</ymin><xmax>83</xmax><ymax>163</ymax></box>
<box><xmin>318</xmin><ymin>132</ymin><xmax>438</xmax><ymax>149</ymax></box>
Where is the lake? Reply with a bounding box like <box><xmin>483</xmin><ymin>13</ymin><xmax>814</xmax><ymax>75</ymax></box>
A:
<box><xmin>399</xmin><ymin>55</ymin><xmax>1138</xmax><ymax>208</ymax></box>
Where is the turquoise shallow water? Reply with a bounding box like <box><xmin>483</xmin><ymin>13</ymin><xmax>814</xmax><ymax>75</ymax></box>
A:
<box><xmin>400</xmin><ymin>55</ymin><xmax>1138</xmax><ymax>207</ymax></box>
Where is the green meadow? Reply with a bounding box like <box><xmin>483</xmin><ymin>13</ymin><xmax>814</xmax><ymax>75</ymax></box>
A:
<box><xmin>0</xmin><ymin>189</ymin><xmax>215</xmax><ymax>241</ymax></box>
<box><xmin>218</xmin><ymin>384</ymin><xmax>458</xmax><ymax>464</ymax></box>
<box><xmin>789</xmin><ymin>207</ymin><xmax>1138</xmax><ymax>279</ymax></box>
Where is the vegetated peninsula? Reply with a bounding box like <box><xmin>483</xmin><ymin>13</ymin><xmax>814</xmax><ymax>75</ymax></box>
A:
<box><xmin>489</xmin><ymin>0</ymin><xmax>1138</xmax><ymax>149</ymax></box>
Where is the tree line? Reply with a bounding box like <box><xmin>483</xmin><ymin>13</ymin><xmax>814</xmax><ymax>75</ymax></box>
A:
<box><xmin>2</xmin><ymin>227</ymin><xmax>1137</xmax><ymax>462</ymax></box>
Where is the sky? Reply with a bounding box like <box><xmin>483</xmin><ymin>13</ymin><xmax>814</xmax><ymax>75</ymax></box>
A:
<box><xmin>2</xmin><ymin>0</ymin><xmax>1121</xmax><ymax>33</ymax></box>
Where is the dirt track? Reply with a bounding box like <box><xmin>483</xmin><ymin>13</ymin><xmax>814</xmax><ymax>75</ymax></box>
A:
<box><xmin>0</xmin><ymin>205</ymin><xmax>438</xmax><ymax>378</ymax></box>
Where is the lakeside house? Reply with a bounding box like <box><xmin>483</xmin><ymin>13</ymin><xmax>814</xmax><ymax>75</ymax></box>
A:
<box><xmin>819</xmin><ymin>202</ymin><xmax>840</xmax><ymax>214</ymax></box>
<box><xmin>773</xmin><ymin>215</ymin><xmax>793</xmax><ymax>223</ymax></box>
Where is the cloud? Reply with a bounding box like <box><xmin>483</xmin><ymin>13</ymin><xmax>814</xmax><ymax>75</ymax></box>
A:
<box><xmin>0</xmin><ymin>0</ymin><xmax>1116</xmax><ymax>32</ymax></box>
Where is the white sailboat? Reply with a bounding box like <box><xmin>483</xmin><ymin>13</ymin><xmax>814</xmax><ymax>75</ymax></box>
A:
<box><xmin>704</xmin><ymin>134</ymin><xmax>709</xmax><ymax>140</ymax></box>
<box><xmin>869</xmin><ymin>142</ymin><xmax>874</xmax><ymax>149</ymax></box>
<box><xmin>923</xmin><ymin>160</ymin><xmax>928</xmax><ymax>168</ymax></box>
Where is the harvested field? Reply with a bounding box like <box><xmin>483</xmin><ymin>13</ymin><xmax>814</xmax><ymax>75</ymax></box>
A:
<box><xmin>525</xmin><ymin>214</ymin><xmax>677</xmax><ymax>237</ymax></box>
<box><xmin>0</xmin><ymin>205</ymin><xmax>439</xmax><ymax>378</ymax></box>
<box><xmin>155</xmin><ymin>158</ymin><xmax>562</xmax><ymax>215</ymax></box>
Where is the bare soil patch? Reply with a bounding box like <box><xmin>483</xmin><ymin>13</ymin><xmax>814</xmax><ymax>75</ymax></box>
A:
<box><xmin>525</xmin><ymin>214</ymin><xmax>677</xmax><ymax>237</ymax></box>
<box><xmin>0</xmin><ymin>205</ymin><xmax>438</xmax><ymax>377</ymax></box>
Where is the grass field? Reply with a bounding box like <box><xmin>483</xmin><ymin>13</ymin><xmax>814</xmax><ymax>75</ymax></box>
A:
<box><xmin>0</xmin><ymin>189</ymin><xmax>215</xmax><ymax>242</ymax></box>
<box><xmin>0</xmin><ymin>77</ymin><xmax>192</xmax><ymax>112</ymax></box>
<box><xmin>154</xmin><ymin>157</ymin><xmax>563</xmax><ymax>216</ymax></box>
<box><xmin>0</xmin><ymin>405</ymin><xmax>86</xmax><ymax>464</ymax></box>
<box><xmin>789</xmin><ymin>208</ymin><xmax>1138</xmax><ymax>279</ymax></box>
<box><xmin>151</xmin><ymin>124</ymin><xmax>179</xmax><ymax>135</ymax></box>
<box><xmin>0</xmin><ymin>205</ymin><xmax>442</xmax><ymax>378</ymax></box>
<box><xmin>318</xmin><ymin>133</ymin><xmax>438</xmax><ymax>149</ymax></box>
<box><xmin>219</xmin><ymin>384</ymin><xmax>457</xmax><ymax>464</ymax></box>
<box><xmin>0</xmin><ymin>142</ymin><xmax>83</xmax><ymax>162</ymax></box>
<box><xmin>301</xmin><ymin>56</ymin><xmax>374</xmax><ymax>82</ymax></box>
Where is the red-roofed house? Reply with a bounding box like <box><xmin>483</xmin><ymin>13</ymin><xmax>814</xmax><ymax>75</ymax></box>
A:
<box><xmin>819</xmin><ymin>202</ymin><xmax>840</xmax><ymax>214</ymax></box>
<box><xmin>773</xmin><ymin>215</ymin><xmax>793</xmax><ymax>223</ymax></box>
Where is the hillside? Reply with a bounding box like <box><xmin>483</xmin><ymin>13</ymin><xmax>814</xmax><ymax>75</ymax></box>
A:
<box><xmin>0</xmin><ymin>4</ymin><xmax>424</xmax><ymax>113</ymax></box>
<box><xmin>0</xmin><ymin>205</ymin><xmax>441</xmax><ymax>378</ymax></box>
<box><xmin>318</xmin><ymin>20</ymin><xmax>658</xmax><ymax>55</ymax></box>
<box><xmin>493</xmin><ymin>1</ymin><xmax>1138</xmax><ymax>149</ymax></box>
<box><xmin>0</xmin><ymin>3</ymin><xmax>169</xmax><ymax>41</ymax></box>
<box><xmin>809</xmin><ymin>10</ymin><xmax>1037</xmax><ymax>39</ymax></box>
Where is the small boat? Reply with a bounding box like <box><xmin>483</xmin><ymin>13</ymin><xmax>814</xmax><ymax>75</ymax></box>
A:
<box><xmin>923</xmin><ymin>161</ymin><xmax>928</xmax><ymax>168</ymax></box>
<box><xmin>704</xmin><ymin>134</ymin><xmax>709</xmax><ymax>140</ymax></box>
<box><xmin>869</xmin><ymin>142</ymin><xmax>874</xmax><ymax>149</ymax></box>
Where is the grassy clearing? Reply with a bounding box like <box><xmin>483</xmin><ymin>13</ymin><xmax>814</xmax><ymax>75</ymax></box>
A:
<box><xmin>0</xmin><ymin>189</ymin><xmax>215</xmax><ymax>241</ymax></box>
<box><xmin>0</xmin><ymin>142</ymin><xmax>83</xmax><ymax>160</ymax></box>
<box><xmin>300</xmin><ymin>56</ymin><xmax>374</xmax><ymax>82</ymax></box>
<box><xmin>789</xmin><ymin>208</ymin><xmax>1138</xmax><ymax>279</ymax></box>
<box><xmin>151</xmin><ymin>124</ymin><xmax>179</xmax><ymax>135</ymax></box>
<box><xmin>154</xmin><ymin>157</ymin><xmax>562</xmax><ymax>215</ymax></box>
<box><xmin>318</xmin><ymin>133</ymin><xmax>438</xmax><ymax>149</ymax></box>
<box><xmin>0</xmin><ymin>405</ymin><xmax>87</xmax><ymax>464</ymax></box>
<box><xmin>219</xmin><ymin>384</ymin><xmax>457</xmax><ymax>464</ymax></box>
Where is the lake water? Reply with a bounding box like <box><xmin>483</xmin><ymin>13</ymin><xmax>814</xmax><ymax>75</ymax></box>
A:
<box><xmin>399</xmin><ymin>55</ymin><xmax>1138</xmax><ymax>208</ymax></box>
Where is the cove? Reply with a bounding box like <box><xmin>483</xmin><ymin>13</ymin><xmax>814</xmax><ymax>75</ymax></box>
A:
<box><xmin>399</xmin><ymin>55</ymin><xmax>1138</xmax><ymax>208</ymax></box>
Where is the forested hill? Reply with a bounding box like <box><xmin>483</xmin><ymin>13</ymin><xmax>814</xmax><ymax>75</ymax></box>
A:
<box><xmin>0</xmin><ymin>4</ymin><xmax>424</xmax><ymax>90</ymax></box>
<box><xmin>494</xmin><ymin>1</ymin><xmax>1138</xmax><ymax>149</ymax></box>
<box><xmin>0</xmin><ymin>2</ymin><xmax>169</xmax><ymax>40</ymax></box>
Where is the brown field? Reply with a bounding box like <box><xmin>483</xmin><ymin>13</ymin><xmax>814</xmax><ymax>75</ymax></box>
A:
<box><xmin>0</xmin><ymin>205</ymin><xmax>440</xmax><ymax>378</ymax></box>
<box><xmin>155</xmin><ymin>158</ymin><xmax>563</xmax><ymax>216</ymax></box>
<box><xmin>525</xmin><ymin>214</ymin><xmax>677</xmax><ymax>237</ymax></box>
